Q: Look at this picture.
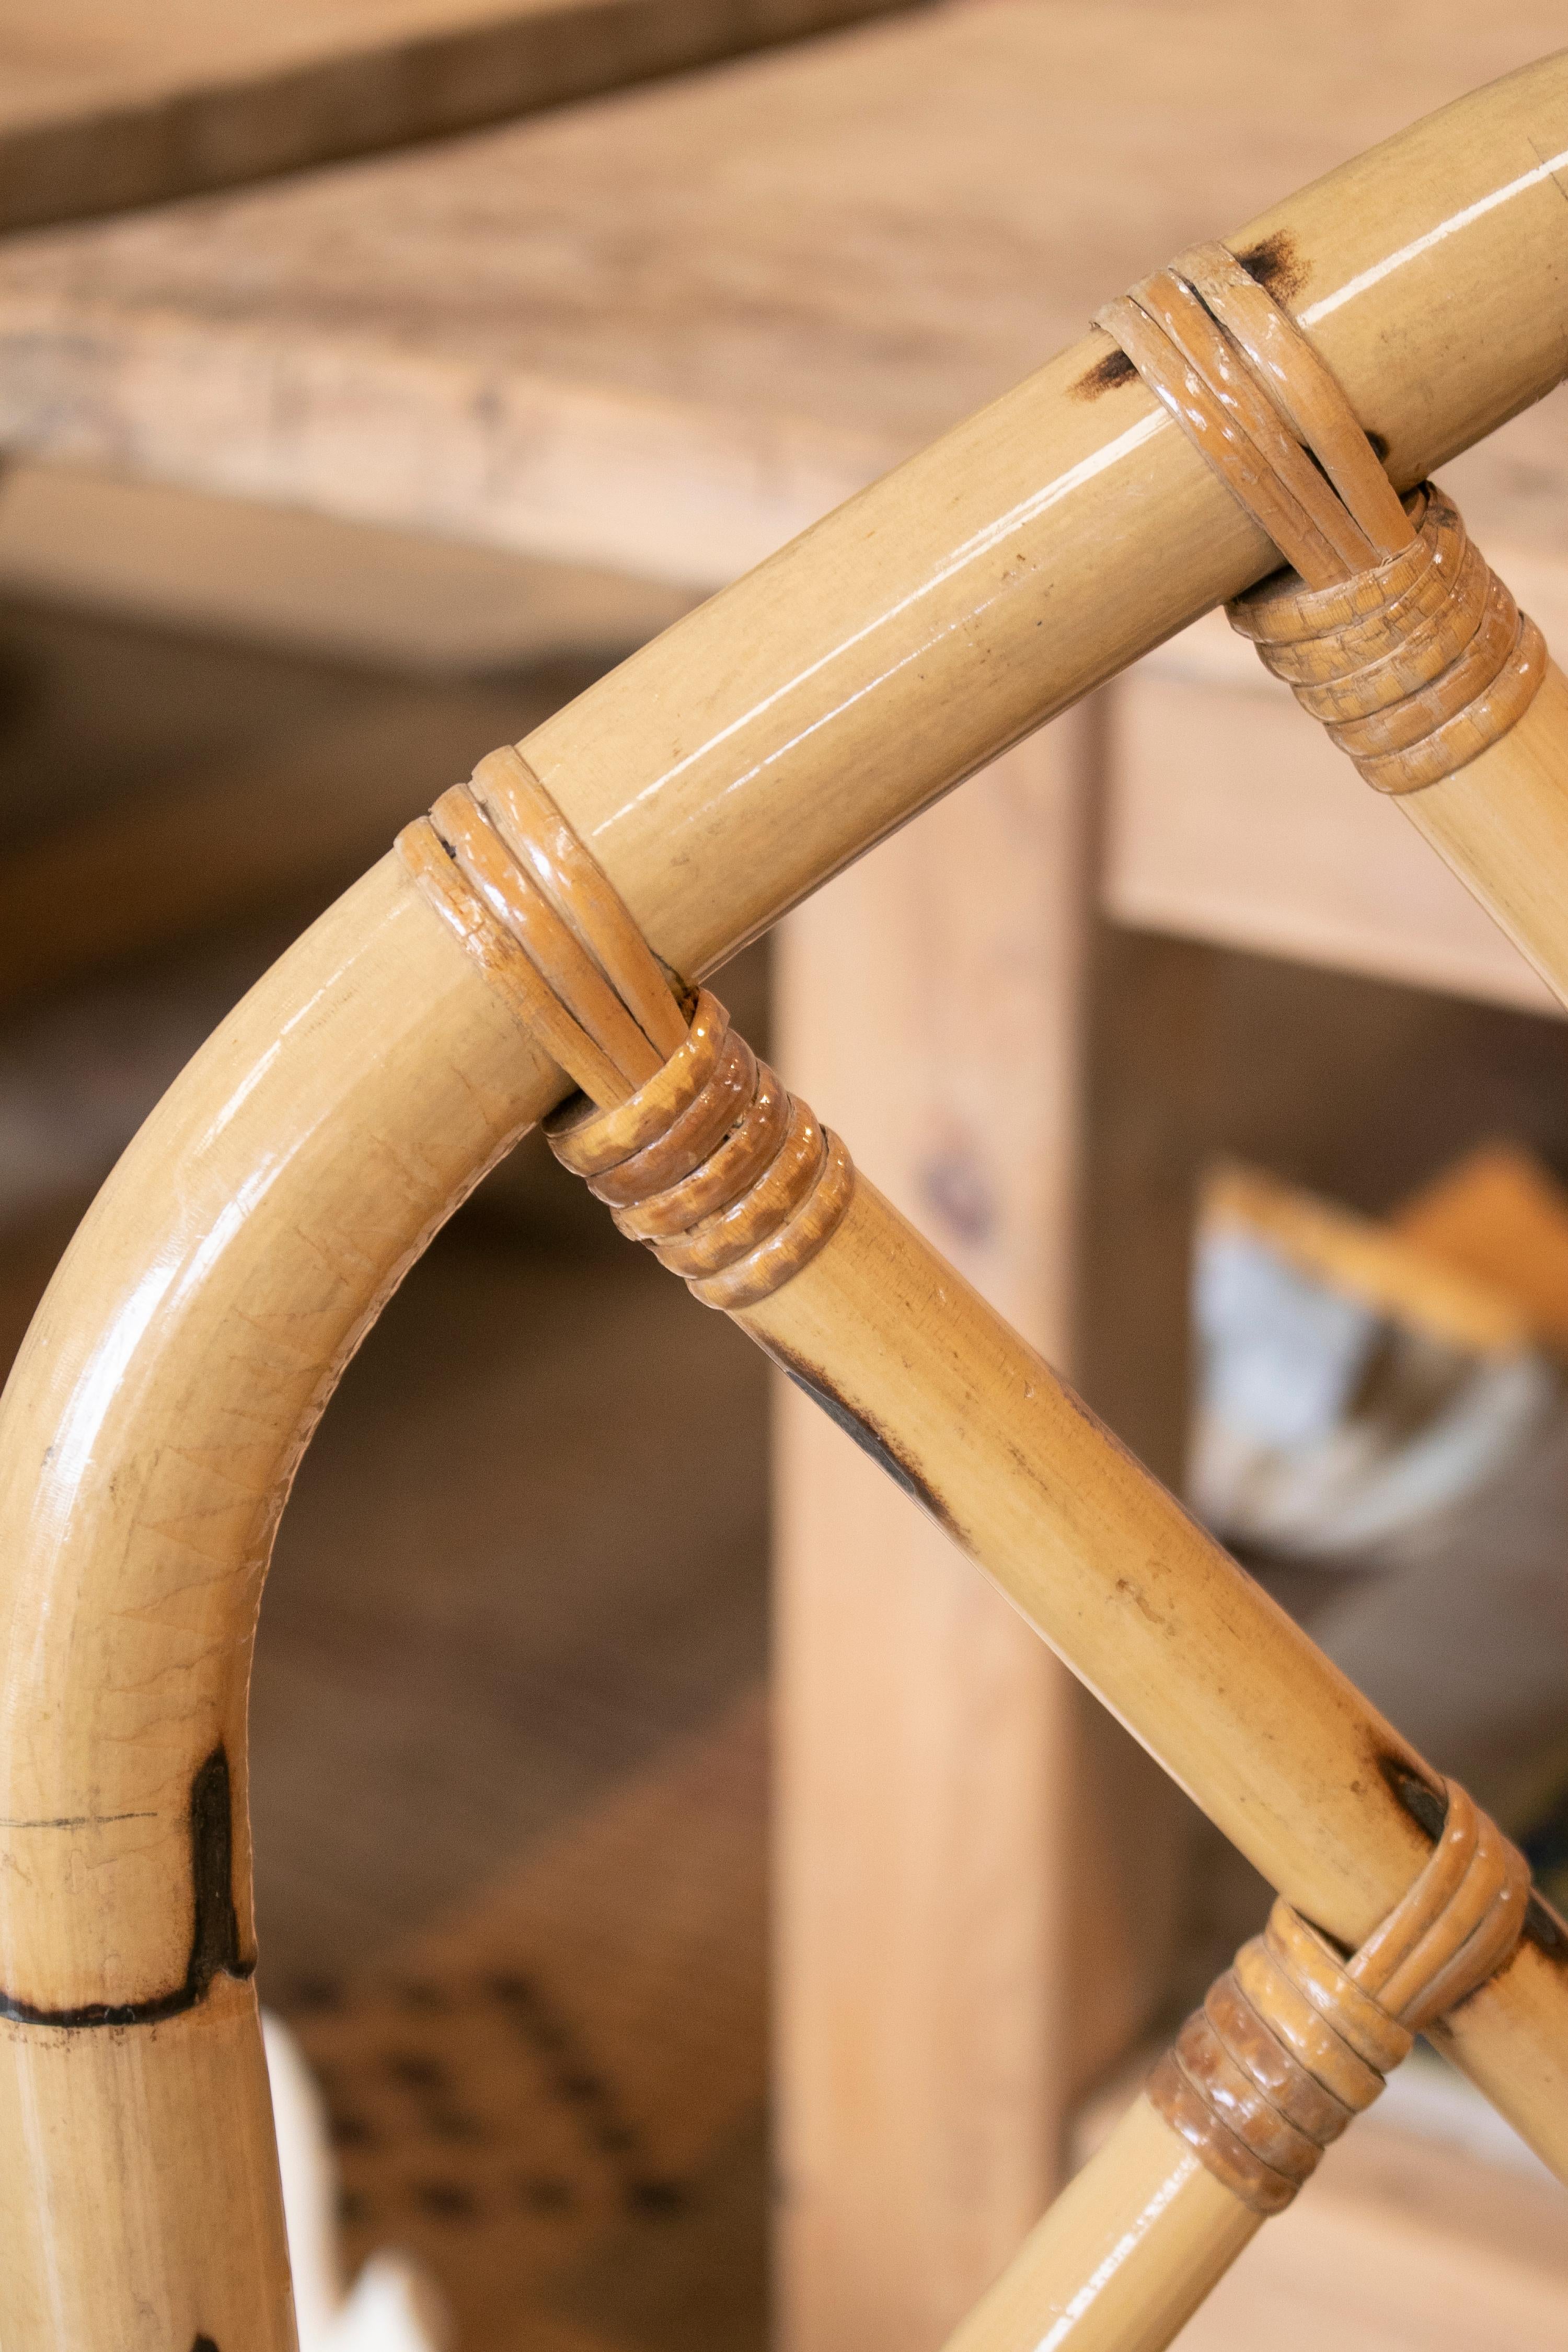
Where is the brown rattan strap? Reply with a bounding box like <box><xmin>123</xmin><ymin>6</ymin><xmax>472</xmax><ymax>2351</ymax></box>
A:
<box><xmin>1148</xmin><ymin>1778</ymin><xmax>1531</xmax><ymax>2215</ymax></box>
<box><xmin>1098</xmin><ymin>242</ymin><xmax>1547</xmax><ymax>794</ymax></box>
<box><xmin>397</xmin><ymin>745</ymin><xmax>854</xmax><ymax>1310</ymax></box>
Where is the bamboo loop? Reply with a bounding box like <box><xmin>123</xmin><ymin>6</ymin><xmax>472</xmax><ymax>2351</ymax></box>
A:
<box><xmin>1099</xmin><ymin>240</ymin><xmax>1547</xmax><ymax>793</ymax></box>
<box><xmin>1148</xmin><ymin>1779</ymin><xmax>1530</xmax><ymax>2215</ymax></box>
<box><xmin>399</xmin><ymin>758</ymin><xmax>856</xmax><ymax>1311</ymax></box>
<box><xmin>6</xmin><ymin>57</ymin><xmax>1568</xmax><ymax>2344</ymax></box>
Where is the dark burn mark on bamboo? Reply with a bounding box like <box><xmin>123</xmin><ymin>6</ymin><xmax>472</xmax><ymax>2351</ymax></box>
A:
<box><xmin>0</xmin><ymin>1809</ymin><xmax>156</xmax><ymax>1829</ymax></box>
<box><xmin>1072</xmin><ymin>344</ymin><xmax>1137</xmax><ymax>400</ymax></box>
<box><xmin>1113</xmin><ymin>1576</ymin><xmax>1166</xmax><ymax>1630</ymax></box>
<box><xmin>1524</xmin><ymin>1892</ymin><xmax>1568</xmax><ymax>1962</ymax></box>
<box><xmin>186</xmin><ymin>1746</ymin><xmax>245</xmax><ymax>1992</ymax></box>
<box><xmin>1235</xmin><ymin>230</ymin><xmax>1307</xmax><ymax>306</ymax></box>
<box><xmin>0</xmin><ymin>1747</ymin><xmax>250</xmax><ymax>2028</ymax></box>
<box><xmin>1076</xmin><ymin>230</ymin><xmax>1306</xmax><ymax>404</ymax></box>
<box><xmin>1380</xmin><ymin>1755</ymin><xmax>1448</xmax><ymax>1842</ymax></box>
<box><xmin>192</xmin><ymin>2338</ymin><xmax>221</xmax><ymax>2351</ymax></box>
<box><xmin>758</xmin><ymin>1338</ymin><xmax>963</xmax><ymax>1538</ymax></box>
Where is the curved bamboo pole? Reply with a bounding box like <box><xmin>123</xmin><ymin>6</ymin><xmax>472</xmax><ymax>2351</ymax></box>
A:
<box><xmin>742</xmin><ymin>1183</ymin><xmax>1568</xmax><ymax>2352</ymax></box>
<box><xmin>2</xmin><ymin>51</ymin><xmax>1568</xmax><ymax>2347</ymax></box>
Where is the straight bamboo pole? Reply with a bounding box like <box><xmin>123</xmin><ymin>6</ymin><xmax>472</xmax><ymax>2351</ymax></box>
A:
<box><xmin>4</xmin><ymin>49</ymin><xmax>1568</xmax><ymax>2348</ymax></box>
<box><xmin>941</xmin><ymin>2096</ymin><xmax>1261</xmax><ymax>2352</ymax></box>
<box><xmin>1402</xmin><ymin>660</ymin><xmax>1568</xmax><ymax>1000</ymax></box>
<box><xmin>735</xmin><ymin>1180</ymin><xmax>1568</xmax><ymax>2176</ymax></box>
<box><xmin>738</xmin><ymin>1179</ymin><xmax>1568</xmax><ymax>2352</ymax></box>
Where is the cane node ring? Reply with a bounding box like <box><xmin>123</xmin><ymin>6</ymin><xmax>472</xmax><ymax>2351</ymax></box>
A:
<box><xmin>398</xmin><ymin>745</ymin><xmax>855</xmax><ymax>1311</ymax></box>
<box><xmin>1099</xmin><ymin>240</ymin><xmax>1547</xmax><ymax>794</ymax></box>
<box><xmin>1149</xmin><ymin>1778</ymin><xmax>1533</xmax><ymax>2214</ymax></box>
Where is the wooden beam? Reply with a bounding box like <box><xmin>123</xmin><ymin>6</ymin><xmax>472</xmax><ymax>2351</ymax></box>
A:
<box><xmin>0</xmin><ymin>4</ymin><xmax>1564</xmax><ymax>584</ymax></box>
<box><xmin>0</xmin><ymin>0</ymin><xmax>908</xmax><ymax>233</ymax></box>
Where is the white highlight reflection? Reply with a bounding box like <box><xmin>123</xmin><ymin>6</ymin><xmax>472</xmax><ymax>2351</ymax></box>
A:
<box><xmin>1031</xmin><ymin>2164</ymin><xmax>1192</xmax><ymax>2352</ymax></box>
<box><xmin>626</xmin><ymin>410</ymin><xmax>1165</xmax><ymax>820</ymax></box>
<box><xmin>1302</xmin><ymin>146</ymin><xmax>1568</xmax><ymax>325</ymax></box>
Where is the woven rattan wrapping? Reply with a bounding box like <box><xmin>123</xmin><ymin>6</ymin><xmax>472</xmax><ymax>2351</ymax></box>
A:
<box><xmin>1099</xmin><ymin>243</ymin><xmax>1546</xmax><ymax>794</ymax></box>
<box><xmin>1149</xmin><ymin>1780</ymin><xmax>1531</xmax><ymax>2214</ymax></box>
<box><xmin>398</xmin><ymin>746</ymin><xmax>853</xmax><ymax>1310</ymax></box>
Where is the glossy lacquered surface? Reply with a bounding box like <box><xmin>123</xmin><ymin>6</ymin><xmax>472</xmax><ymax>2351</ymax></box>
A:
<box><xmin>525</xmin><ymin>50</ymin><xmax>1568</xmax><ymax>973</ymax></box>
<box><xmin>0</xmin><ymin>859</ymin><xmax>563</xmax><ymax>2343</ymax></box>
<box><xmin>3</xmin><ymin>48</ymin><xmax>1568</xmax><ymax>2350</ymax></box>
<box><xmin>943</xmin><ymin>2097</ymin><xmax>1261</xmax><ymax>2352</ymax></box>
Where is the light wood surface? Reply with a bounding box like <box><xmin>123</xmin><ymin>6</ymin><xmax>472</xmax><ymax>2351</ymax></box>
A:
<box><xmin>0</xmin><ymin>0</ymin><xmax>906</xmax><ymax>233</ymax></box>
<box><xmin>776</xmin><ymin>715</ymin><xmax>1194</xmax><ymax>2352</ymax></box>
<box><xmin>1133</xmin><ymin>629</ymin><xmax>1568</xmax><ymax>1044</ymax></box>
<box><xmin>4</xmin><ymin>44</ymin><xmax>1568</xmax><ymax>2347</ymax></box>
<box><xmin>0</xmin><ymin>4</ymin><xmax>1564</xmax><ymax>587</ymax></box>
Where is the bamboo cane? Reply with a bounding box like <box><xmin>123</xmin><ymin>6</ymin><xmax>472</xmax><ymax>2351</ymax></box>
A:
<box><xmin>738</xmin><ymin>1183</ymin><xmax>1568</xmax><ymax>2352</ymax></box>
<box><xmin>942</xmin><ymin>2096</ymin><xmax>1261</xmax><ymax>2352</ymax></box>
<box><xmin>735</xmin><ymin>1178</ymin><xmax>1568</xmax><ymax>2175</ymax></box>
<box><xmin>1401</xmin><ymin>660</ymin><xmax>1568</xmax><ymax>999</ymax></box>
<box><xmin>3</xmin><ymin>51</ymin><xmax>1568</xmax><ymax>2349</ymax></box>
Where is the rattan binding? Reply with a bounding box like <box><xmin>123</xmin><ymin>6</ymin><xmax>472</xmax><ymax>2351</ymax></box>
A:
<box><xmin>1149</xmin><ymin>1779</ymin><xmax>1532</xmax><ymax>2214</ymax></box>
<box><xmin>1098</xmin><ymin>242</ymin><xmax>1547</xmax><ymax>794</ymax></box>
<box><xmin>398</xmin><ymin>745</ymin><xmax>854</xmax><ymax>1309</ymax></box>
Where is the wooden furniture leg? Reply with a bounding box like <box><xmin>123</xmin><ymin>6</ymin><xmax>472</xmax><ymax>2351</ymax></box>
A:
<box><xmin>775</xmin><ymin>709</ymin><xmax>1192</xmax><ymax>2351</ymax></box>
<box><xmin>774</xmin><ymin>718</ymin><xmax>1093</xmax><ymax>2352</ymax></box>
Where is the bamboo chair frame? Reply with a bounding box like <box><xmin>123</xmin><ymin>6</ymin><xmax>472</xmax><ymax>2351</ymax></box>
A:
<box><xmin>3</xmin><ymin>49</ymin><xmax>1568</xmax><ymax>2352</ymax></box>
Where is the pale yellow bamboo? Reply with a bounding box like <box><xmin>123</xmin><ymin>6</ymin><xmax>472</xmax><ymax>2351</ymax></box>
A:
<box><xmin>1401</xmin><ymin>659</ymin><xmax>1568</xmax><ymax>1006</ymax></box>
<box><xmin>0</xmin><ymin>863</ymin><xmax>562</xmax><ymax>2346</ymax></box>
<box><xmin>941</xmin><ymin>2096</ymin><xmax>1260</xmax><ymax>2352</ymax></box>
<box><xmin>4</xmin><ymin>52</ymin><xmax>1568</xmax><ymax>2346</ymax></box>
<box><xmin>737</xmin><ymin>1179</ymin><xmax>1568</xmax><ymax>2180</ymax></box>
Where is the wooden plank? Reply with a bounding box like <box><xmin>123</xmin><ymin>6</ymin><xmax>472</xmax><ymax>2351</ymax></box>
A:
<box><xmin>0</xmin><ymin>460</ymin><xmax>696</xmax><ymax>672</ymax></box>
<box><xmin>0</xmin><ymin>0</ymin><xmax>908</xmax><ymax>233</ymax></box>
<box><xmin>774</xmin><ymin>713</ymin><xmax>1139</xmax><ymax>2352</ymax></box>
<box><xmin>0</xmin><ymin>2</ymin><xmax>1563</xmax><ymax>585</ymax></box>
<box><xmin>1103</xmin><ymin>602</ymin><xmax>1563</xmax><ymax>1017</ymax></box>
